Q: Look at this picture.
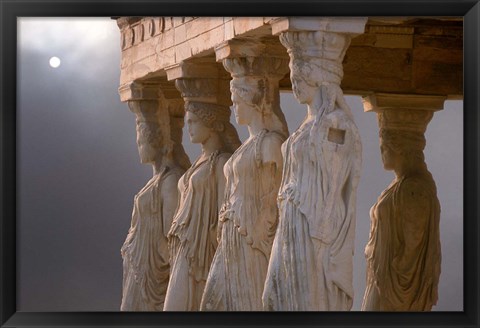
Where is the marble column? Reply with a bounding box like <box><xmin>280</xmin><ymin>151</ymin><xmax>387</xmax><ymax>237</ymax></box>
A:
<box><xmin>163</xmin><ymin>59</ymin><xmax>241</xmax><ymax>311</ymax></box>
<box><xmin>362</xmin><ymin>93</ymin><xmax>444</xmax><ymax>311</ymax></box>
<box><xmin>118</xmin><ymin>82</ymin><xmax>190</xmax><ymax>311</ymax></box>
<box><xmin>263</xmin><ymin>17</ymin><xmax>367</xmax><ymax>311</ymax></box>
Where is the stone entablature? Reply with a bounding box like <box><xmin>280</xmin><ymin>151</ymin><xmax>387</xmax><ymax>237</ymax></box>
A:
<box><xmin>116</xmin><ymin>16</ymin><xmax>462</xmax><ymax>100</ymax></box>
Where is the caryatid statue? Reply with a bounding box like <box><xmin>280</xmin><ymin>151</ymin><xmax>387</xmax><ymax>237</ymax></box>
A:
<box><xmin>362</xmin><ymin>108</ymin><xmax>441</xmax><ymax>311</ymax></box>
<box><xmin>120</xmin><ymin>89</ymin><xmax>190</xmax><ymax>311</ymax></box>
<box><xmin>164</xmin><ymin>77</ymin><xmax>241</xmax><ymax>311</ymax></box>
<box><xmin>263</xmin><ymin>21</ymin><xmax>365</xmax><ymax>311</ymax></box>
<box><xmin>200</xmin><ymin>53</ymin><xmax>289</xmax><ymax>311</ymax></box>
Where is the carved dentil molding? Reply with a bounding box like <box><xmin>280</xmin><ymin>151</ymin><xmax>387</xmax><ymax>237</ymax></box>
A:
<box><xmin>120</xmin><ymin>17</ymin><xmax>193</xmax><ymax>50</ymax></box>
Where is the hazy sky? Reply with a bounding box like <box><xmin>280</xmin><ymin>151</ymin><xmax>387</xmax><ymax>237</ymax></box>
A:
<box><xmin>17</xmin><ymin>17</ymin><xmax>463</xmax><ymax>311</ymax></box>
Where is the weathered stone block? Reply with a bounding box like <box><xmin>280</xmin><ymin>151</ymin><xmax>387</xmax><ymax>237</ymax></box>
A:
<box><xmin>121</xmin><ymin>55</ymin><xmax>157</xmax><ymax>85</ymax></box>
<box><xmin>224</xmin><ymin>19</ymin><xmax>235</xmax><ymax>40</ymax></box>
<box><xmin>174</xmin><ymin>23</ymin><xmax>187</xmax><ymax>44</ymax></box>
<box><xmin>412</xmin><ymin>45</ymin><xmax>463</xmax><ymax>95</ymax></box>
<box><xmin>158</xmin><ymin>47</ymin><xmax>176</xmax><ymax>68</ymax></box>
<box><xmin>342</xmin><ymin>46</ymin><xmax>413</xmax><ymax>94</ymax></box>
<box><xmin>185</xmin><ymin>17</ymin><xmax>224</xmax><ymax>40</ymax></box>
<box><xmin>233</xmin><ymin>17</ymin><xmax>265</xmax><ymax>36</ymax></box>
<box><xmin>159</xmin><ymin>30</ymin><xmax>175</xmax><ymax>50</ymax></box>
<box><xmin>175</xmin><ymin>42</ymin><xmax>193</xmax><ymax>63</ymax></box>
<box><xmin>190</xmin><ymin>25</ymin><xmax>226</xmax><ymax>57</ymax></box>
<box><xmin>172</xmin><ymin>17</ymin><xmax>184</xmax><ymax>27</ymax></box>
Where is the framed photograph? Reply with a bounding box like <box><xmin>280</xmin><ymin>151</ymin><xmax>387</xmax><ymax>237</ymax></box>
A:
<box><xmin>1</xmin><ymin>0</ymin><xmax>478</xmax><ymax>327</ymax></box>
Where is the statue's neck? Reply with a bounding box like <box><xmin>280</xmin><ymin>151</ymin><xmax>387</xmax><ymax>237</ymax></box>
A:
<box><xmin>394</xmin><ymin>161</ymin><xmax>428</xmax><ymax>180</ymax></box>
<box><xmin>240</xmin><ymin>105</ymin><xmax>265</xmax><ymax>138</ymax></box>
<box><xmin>201</xmin><ymin>132</ymin><xmax>222</xmax><ymax>157</ymax></box>
<box><xmin>307</xmin><ymin>88</ymin><xmax>327</xmax><ymax>120</ymax></box>
<box><xmin>152</xmin><ymin>156</ymin><xmax>173</xmax><ymax>175</ymax></box>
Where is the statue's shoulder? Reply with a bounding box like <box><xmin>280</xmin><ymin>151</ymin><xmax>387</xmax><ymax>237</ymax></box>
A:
<box><xmin>259</xmin><ymin>130</ymin><xmax>285</xmax><ymax>166</ymax></box>
<box><xmin>217</xmin><ymin>151</ymin><xmax>232</xmax><ymax>162</ymax></box>
<box><xmin>262</xmin><ymin>130</ymin><xmax>286</xmax><ymax>147</ymax></box>
<box><xmin>399</xmin><ymin>174</ymin><xmax>436</xmax><ymax>197</ymax></box>
<box><xmin>162</xmin><ymin>165</ymin><xmax>184</xmax><ymax>183</ymax></box>
<box><xmin>396</xmin><ymin>174</ymin><xmax>438</xmax><ymax>219</ymax></box>
<box><xmin>214</xmin><ymin>151</ymin><xmax>231</xmax><ymax>174</ymax></box>
<box><xmin>323</xmin><ymin>108</ymin><xmax>356</xmax><ymax>129</ymax></box>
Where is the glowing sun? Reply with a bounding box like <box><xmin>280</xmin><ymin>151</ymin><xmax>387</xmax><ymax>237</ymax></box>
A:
<box><xmin>49</xmin><ymin>56</ymin><xmax>61</xmax><ymax>68</ymax></box>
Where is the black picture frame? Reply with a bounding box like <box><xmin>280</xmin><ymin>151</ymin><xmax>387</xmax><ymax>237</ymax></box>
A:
<box><xmin>1</xmin><ymin>0</ymin><xmax>478</xmax><ymax>327</ymax></box>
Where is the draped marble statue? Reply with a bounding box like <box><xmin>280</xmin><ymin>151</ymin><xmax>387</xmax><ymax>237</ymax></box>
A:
<box><xmin>164</xmin><ymin>101</ymin><xmax>240</xmax><ymax>311</ymax></box>
<box><xmin>362</xmin><ymin>109</ymin><xmax>441</xmax><ymax>311</ymax></box>
<box><xmin>200</xmin><ymin>56</ymin><xmax>289</xmax><ymax>311</ymax></box>
<box><xmin>120</xmin><ymin>99</ymin><xmax>190</xmax><ymax>311</ymax></box>
<box><xmin>263</xmin><ymin>30</ymin><xmax>362</xmax><ymax>311</ymax></box>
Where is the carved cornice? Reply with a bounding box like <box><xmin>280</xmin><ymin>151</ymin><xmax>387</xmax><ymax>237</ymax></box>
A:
<box><xmin>119</xmin><ymin>17</ymin><xmax>178</xmax><ymax>50</ymax></box>
<box><xmin>165</xmin><ymin>58</ymin><xmax>230</xmax><ymax>81</ymax></box>
<box><xmin>119</xmin><ymin>82</ymin><xmax>160</xmax><ymax>102</ymax></box>
<box><xmin>362</xmin><ymin>93</ymin><xmax>446</xmax><ymax>112</ymax></box>
<box><xmin>116</xmin><ymin>17</ymin><xmax>463</xmax><ymax>98</ymax></box>
<box><xmin>118</xmin><ymin>80</ymin><xmax>184</xmax><ymax>105</ymax></box>
<box><xmin>118</xmin><ymin>17</ymin><xmax>202</xmax><ymax>50</ymax></box>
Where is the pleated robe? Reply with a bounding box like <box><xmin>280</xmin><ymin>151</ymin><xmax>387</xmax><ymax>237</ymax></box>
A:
<box><xmin>120</xmin><ymin>167</ymin><xmax>183</xmax><ymax>311</ymax></box>
<box><xmin>362</xmin><ymin>173</ymin><xmax>441</xmax><ymax>311</ymax></box>
<box><xmin>263</xmin><ymin>109</ymin><xmax>362</xmax><ymax>311</ymax></box>
<box><xmin>164</xmin><ymin>152</ymin><xmax>230</xmax><ymax>311</ymax></box>
<box><xmin>201</xmin><ymin>130</ymin><xmax>285</xmax><ymax>311</ymax></box>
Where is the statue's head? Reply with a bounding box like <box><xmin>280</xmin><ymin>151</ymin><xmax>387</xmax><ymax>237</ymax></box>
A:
<box><xmin>129</xmin><ymin>100</ymin><xmax>163</xmax><ymax>164</ymax></box>
<box><xmin>129</xmin><ymin>97</ymin><xmax>191</xmax><ymax>170</ymax></box>
<box><xmin>378</xmin><ymin>109</ymin><xmax>433</xmax><ymax>171</ymax></box>
<box><xmin>223</xmin><ymin>56</ymin><xmax>289</xmax><ymax>138</ymax></box>
<box><xmin>230</xmin><ymin>77</ymin><xmax>268</xmax><ymax>125</ymax></box>
<box><xmin>185</xmin><ymin>102</ymin><xmax>241</xmax><ymax>153</ymax></box>
<box><xmin>280</xmin><ymin>31</ymin><xmax>348</xmax><ymax>104</ymax></box>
